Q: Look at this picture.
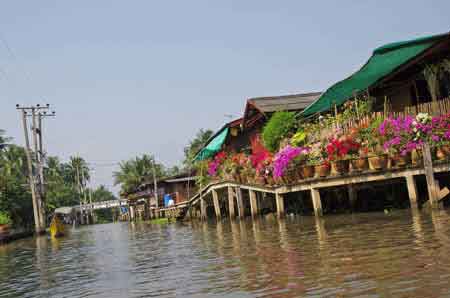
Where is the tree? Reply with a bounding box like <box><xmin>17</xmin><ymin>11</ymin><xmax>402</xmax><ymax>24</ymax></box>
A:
<box><xmin>0</xmin><ymin>144</ymin><xmax>33</xmax><ymax>227</ymax></box>
<box><xmin>90</xmin><ymin>185</ymin><xmax>117</xmax><ymax>223</ymax></box>
<box><xmin>166</xmin><ymin>165</ymin><xmax>181</xmax><ymax>176</ymax></box>
<box><xmin>113</xmin><ymin>154</ymin><xmax>165</xmax><ymax>194</ymax></box>
<box><xmin>183</xmin><ymin>129</ymin><xmax>213</xmax><ymax>168</ymax></box>
<box><xmin>44</xmin><ymin>156</ymin><xmax>80</xmax><ymax>213</ymax></box>
<box><xmin>0</xmin><ymin>129</ymin><xmax>11</xmax><ymax>149</ymax></box>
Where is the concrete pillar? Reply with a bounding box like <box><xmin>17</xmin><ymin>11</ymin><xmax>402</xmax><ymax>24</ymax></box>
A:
<box><xmin>228</xmin><ymin>186</ymin><xmax>235</xmax><ymax>218</ymax></box>
<box><xmin>212</xmin><ymin>189</ymin><xmax>221</xmax><ymax>220</ymax></box>
<box><xmin>249</xmin><ymin>190</ymin><xmax>259</xmax><ymax>217</ymax></box>
<box><xmin>275</xmin><ymin>193</ymin><xmax>285</xmax><ymax>218</ymax></box>
<box><xmin>236</xmin><ymin>187</ymin><xmax>245</xmax><ymax>218</ymax></box>
<box><xmin>311</xmin><ymin>188</ymin><xmax>323</xmax><ymax>217</ymax></box>
<box><xmin>405</xmin><ymin>175</ymin><xmax>419</xmax><ymax>210</ymax></box>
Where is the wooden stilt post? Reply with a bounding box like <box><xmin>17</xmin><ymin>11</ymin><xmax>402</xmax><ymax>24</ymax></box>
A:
<box><xmin>348</xmin><ymin>185</ymin><xmax>357</xmax><ymax>211</ymax></box>
<box><xmin>200</xmin><ymin>198</ymin><xmax>207</xmax><ymax>220</ymax></box>
<box><xmin>405</xmin><ymin>175</ymin><xmax>419</xmax><ymax>210</ymax></box>
<box><xmin>311</xmin><ymin>188</ymin><xmax>323</xmax><ymax>217</ymax></box>
<box><xmin>236</xmin><ymin>187</ymin><xmax>245</xmax><ymax>218</ymax></box>
<box><xmin>228</xmin><ymin>186</ymin><xmax>235</xmax><ymax>218</ymax></box>
<box><xmin>212</xmin><ymin>189</ymin><xmax>221</xmax><ymax>220</ymax></box>
<box><xmin>275</xmin><ymin>192</ymin><xmax>285</xmax><ymax>218</ymax></box>
<box><xmin>422</xmin><ymin>143</ymin><xmax>440</xmax><ymax>209</ymax></box>
<box><xmin>249</xmin><ymin>190</ymin><xmax>259</xmax><ymax>217</ymax></box>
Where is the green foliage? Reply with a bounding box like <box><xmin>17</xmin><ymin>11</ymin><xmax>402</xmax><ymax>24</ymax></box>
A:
<box><xmin>113</xmin><ymin>154</ymin><xmax>166</xmax><ymax>194</ymax></box>
<box><xmin>183</xmin><ymin>129</ymin><xmax>214</xmax><ymax>167</ymax></box>
<box><xmin>262</xmin><ymin>111</ymin><xmax>297</xmax><ymax>152</ymax></box>
<box><xmin>149</xmin><ymin>217</ymin><xmax>169</xmax><ymax>224</ymax></box>
<box><xmin>0</xmin><ymin>211</ymin><xmax>11</xmax><ymax>225</ymax></box>
<box><xmin>290</xmin><ymin>130</ymin><xmax>306</xmax><ymax>147</ymax></box>
<box><xmin>193</xmin><ymin>160</ymin><xmax>211</xmax><ymax>186</ymax></box>
<box><xmin>0</xmin><ymin>129</ymin><xmax>116</xmax><ymax>228</ymax></box>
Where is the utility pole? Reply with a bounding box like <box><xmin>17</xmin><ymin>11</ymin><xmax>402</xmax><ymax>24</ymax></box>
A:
<box><xmin>31</xmin><ymin>108</ymin><xmax>46</xmax><ymax>229</ymax></box>
<box><xmin>81</xmin><ymin>168</ymin><xmax>88</xmax><ymax>224</ymax></box>
<box><xmin>152</xmin><ymin>161</ymin><xmax>158</xmax><ymax>209</ymax></box>
<box><xmin>89</xmin><ymin>186</ymin><xmax>94</xmax><ymax>224</ymax></box>
<box><xmin>16</xmin><ymin>104</ymin><xmax>53</xmax><ymax>234</ymax></box>
<box><xmin>76</xmin><ymin>164</ymin><xmax>84</xmax><ymax>225</ymax></box>
<box><xmin>36</xmin><ymin>110</ymin><xmax>56</xmax><ymax>204</ymax></box>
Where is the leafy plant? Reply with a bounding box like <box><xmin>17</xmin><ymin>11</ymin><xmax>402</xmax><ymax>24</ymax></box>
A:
<box><xmin>0</xmin><ymin>211</ymin><xmax>11</xmax><ymax>225</ymax></box>
<box><xmin>290</xmin><ymin>130</ymin><xmax>306</xmax><ymax>147</ymax></box>
<box><xmin>262</xmin><ymin>111</ymin><xmax>297</xmax><ymax>152</ymax></box>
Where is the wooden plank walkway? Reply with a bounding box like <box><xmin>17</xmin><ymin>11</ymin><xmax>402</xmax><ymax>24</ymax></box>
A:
<box><xmin>171</xmin><ymin>161</ymin><xmax>450</xmax><ymax>220</ymax></box>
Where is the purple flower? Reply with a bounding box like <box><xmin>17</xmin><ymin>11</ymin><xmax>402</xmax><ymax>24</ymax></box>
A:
<box><xmin>445</xmin><ymin>130</ymin><xmax>450</xmax><ymax>140</ymax></box>
<box><xmin>273</xmin><ymin>145</ymin><xmax>307</xmax><ymax>178</ymax></box>
<box><xmin>431</xmin><ymin>135</ymin><xmax>440</xmax><ymax>142</ymax></box>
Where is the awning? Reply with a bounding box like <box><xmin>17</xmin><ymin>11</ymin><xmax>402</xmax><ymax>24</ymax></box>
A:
<box><xmin>194</xmin><ymin>127</ymin><xmax>229</xmax><ymax>161</ymax></box>
<box><xmin>301</xmin><ymin>33</ymin><xmax>448</xmax><ymax>116</ymax></box>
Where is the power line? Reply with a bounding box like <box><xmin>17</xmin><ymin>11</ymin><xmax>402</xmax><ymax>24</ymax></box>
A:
<box><xmin>0</xmin><ymin>31</ymin><xmax>47</xmax><ymax>102</ymax></box>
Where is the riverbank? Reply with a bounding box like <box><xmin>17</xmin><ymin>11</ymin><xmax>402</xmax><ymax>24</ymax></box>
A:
<box><xmin>0</xmin><ymin>227</ymin><xmax>34</xmax><ymax>245</ymax></box>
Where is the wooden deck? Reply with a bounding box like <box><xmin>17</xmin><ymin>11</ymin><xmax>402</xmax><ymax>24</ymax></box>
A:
<box><xmin>160</xmin><ymin>161</ymin><xmax>450</xmax><ymax>220</ymax></box>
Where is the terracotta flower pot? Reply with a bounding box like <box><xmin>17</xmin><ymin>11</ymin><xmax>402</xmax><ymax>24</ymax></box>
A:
<box><xmin>315</xmin><ymin>163</ymin><xmax>330</xmax><ymax>177</ymax></box>
<box><xmin>368</xmin><ymin>155</ymin><xmax>388</xmax><ymax>170</ymax></box>
<box><xmin>301</xmin><ymin>165</ymin><xmax>315</xmax><ymax>179</ymax></box>
<box><xmin>442</xmin><ymin>145</ymin><xmax>450</xmax><ymax>155</ymax></box>
<box><xmin>392</xmin><ymin>153</ymin><xmax>411</xmax><ymax>167</ymax></box>
<box><xmin>411</xmin><ymin>149</ymin><xmax>423</xmax><ymax>167</ymax></box>
<box><xmin>331</xmin><ymin>160</ymin><xmax>350</xmax><ymax>175</ymax></box>
<box><xmin>233</xmin><ymin>173</ymin><xmax>242</xmax><ymax>183</ymax></box>
<box><xmin>240</xmin><ymin>173</ymin><xmax>248</xmax><ymax>184</ymax></box>
<box><xmin>435</xmin><ymin>147</ymin><xmax>447</xmax><ymax>161</ymax></box>
<box><xmin>256</xmin><ymin>176</ymin><xmax>266</xmax><ymax>185</ymax></box>
<box><xmin>266</xmin><ymin>176</ymin><xmax>275</xmax><ymax>186</ymax></box>
<box><xmin>0</xmin><ymin>224</ymin><xmax>10</xmax><ymax>239</ymax></box>
<box><xmin>351</xmin><ymin>157</ymin><xmax>368</xmax><ymax>172</ymax></box>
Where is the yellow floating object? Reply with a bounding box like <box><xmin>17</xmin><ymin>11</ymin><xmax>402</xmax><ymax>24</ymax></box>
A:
<box><xmin>50</xmin><ymin>216</ymin><xmax>65</xmax><ymax>238</ymax></box>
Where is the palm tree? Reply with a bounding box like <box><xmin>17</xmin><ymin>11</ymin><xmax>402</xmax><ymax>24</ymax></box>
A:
<box><xmin>113</xmin><ymin>154</ymin><xmax>165</xmax><ymax>194</ymax></box>
<box><xmin>66</xmin><ymin>156</ymin><xmax>90</xmax><ymax>189</ymax></box>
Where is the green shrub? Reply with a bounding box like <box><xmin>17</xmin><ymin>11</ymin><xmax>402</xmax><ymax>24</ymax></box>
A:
<box><xmin>0</xmin><ymin>211</ymin><xmax>11</xmax><ymax>225</ymax></box>
<box><xmin>262</xmin><ymin>111</ymin><xmax>297</xmax><ymax>152</ymax></box>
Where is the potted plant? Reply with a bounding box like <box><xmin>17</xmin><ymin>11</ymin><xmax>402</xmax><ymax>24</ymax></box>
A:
<box><xmin>272</xmin><ymin>145</ymin><xmax>307</xmax><ymax>184</ymax></box>
<box><xmin>326</xmin><ymin>136</ymin><xmax>359</xmax><ymax>175</ymax></box>
<box><xmin>379</xmin><ymin>116</ymin><xmax>419</xmax><ymax>168</ymax></box>
<box><xmin>350</xmin><ymin>126</ymin><xmax>369</xmax><ymax>172</ymax></box>
<box><xmin>0</xmin><ymin>211</ymin><xmax>11</xmax><ymax>238</ymax></box>
<box><xmin>300</xmin><ymin>157</ymin><xmax>315</xmax><ymax>178</ymax></box>
<box><xmin>305</xmin><ymin>142</ymin><xmax>329</xmax><ymax>177</ymax></box>
<box><xmin>430</xmin><ymin>113</ymin><xmax>450</xmax><ymax>160</ymax></box>
<box><xmin>359</xmin><ymin>116</ymin><xmax>389</xmax><ymax>170</ymax></box>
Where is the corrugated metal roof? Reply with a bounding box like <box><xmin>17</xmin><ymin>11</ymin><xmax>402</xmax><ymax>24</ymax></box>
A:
<box><xmin>247</xmin><ymin>92</ymin><xmax>322</xmax><ymax>113</ymax></box>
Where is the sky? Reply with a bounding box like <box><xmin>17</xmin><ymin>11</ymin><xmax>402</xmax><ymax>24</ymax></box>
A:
<box><xmin>1</xmin><ymin>1</ymin><xmax>449</xmax><ymax>193</ymax></box>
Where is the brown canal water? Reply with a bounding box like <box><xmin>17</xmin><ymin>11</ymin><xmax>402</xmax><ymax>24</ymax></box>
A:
<box><xmin>1</xmin><ymin>210</ymin><xmax>450</xmax><ymax>298</ymax></box>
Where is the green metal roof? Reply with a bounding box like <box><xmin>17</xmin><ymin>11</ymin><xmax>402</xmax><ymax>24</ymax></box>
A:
<box><xmin>194</xmin><ymin>127</ymin><xmax>229</xmax><ymax>161</ymax></box>
<box><xmin>301</xmin><ymin>33</ymin><xmax>448</xmax><ymax>116</ymax></box>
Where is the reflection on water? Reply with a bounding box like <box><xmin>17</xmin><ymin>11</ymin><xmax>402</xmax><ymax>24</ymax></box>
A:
<box><xmin>1</xmin><ymin>210</ymin><xmax>450</xmax><ymax>297</ymax></box>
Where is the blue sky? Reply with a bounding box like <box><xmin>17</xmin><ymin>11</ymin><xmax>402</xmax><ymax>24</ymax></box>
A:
<box><xmin>1</xmin><ymin>1</ymin><xmax>449</xmax><ymax>192</ymax></box>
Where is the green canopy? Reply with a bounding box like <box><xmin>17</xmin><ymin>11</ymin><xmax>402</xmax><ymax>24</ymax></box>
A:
<box><xmin>194</xmin><ymin>127</ymin><xmax>229</xmax><ymax>161</ymax></box>
<box><xmin>301</xmin><ymin>33</ymin><xmax>447</xmax><ymax>116</ymax></box>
